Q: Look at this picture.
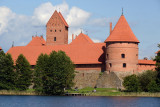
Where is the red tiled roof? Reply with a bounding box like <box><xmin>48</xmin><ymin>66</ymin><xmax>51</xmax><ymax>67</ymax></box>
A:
<box><xmin>27</xmin><ymin>36</ymin><xmax>46</xmax><ymax>46</ymax></box>
<box><xmin>138</xmin><ymin>60</ymin><xmax>156</xmax><ymax>65</ymax></box>
<box><xmin>105</xmin><ymin>15</ymin><xmax>139</xmax><ymax>43</ymax></box>
<box><xmin>46</xmin><ymin>10</ymin><xmax>69</xmax><ymax>27</ymax></box>
<box><xmin>7</xmin><ymin>43</ymin><xmax>105</xmax><ymax>65</ymax></box>
<box><xmin>156</xmin><ymin>50</ymin><xmax>160</xmax><ymax>54</ymax></box>
<box><xmin>58</xmin><ymin>12</ymin><xmax>69</xmax><ymax>27</ymax></box>
<box><xmin>0</xmin><ymin>46</ymin><xmax>2</xmax><ymax>50</ymax></box>
<box><xmin>70</xmin><ymin>33</ymin><xmax>94</xmax><ymax>45</ymax></box>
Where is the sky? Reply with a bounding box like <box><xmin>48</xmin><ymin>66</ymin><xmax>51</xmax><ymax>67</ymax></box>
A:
<box><xmin>0</xmin><ymin>0</ymin><xmax>160</xmax><ymax>59</ymax></box>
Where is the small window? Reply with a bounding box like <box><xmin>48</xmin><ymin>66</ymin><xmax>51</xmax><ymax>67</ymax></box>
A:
<box><xmin>59</xmin><ymin>30</ymin><xmax>61</xmax><ymax>32</ymax></box>
<box><xmin>55</xmin><ymin>30</ymin><xmax>56</xmax><ymax>32</ymax></box>
<box><xmin>123</xmin><ymin>63</ymin><xmax>126</xmax><ymax>68</ymax></box>
<box><xmin>50</xmin><ymin>30</ymin><xmax>52</xmax><ymax>32</ymax></box>
<box><xmin>109</xmin><ymin>63</ymin><xmax>112</xmax><ymax>68</ymax></box>
<box><xmin>54</xmin><ymin>37</ymin><xmax>56</xmax><ymax>41</ymax></box>
<box><xmin>107</xmin><ymin>54</ymin><xmax>109</xmax><ymax>59</ymax></box>
<box><xmin>121</xmin><ymin>54</ymin><xmax>125</xmax><ymax>58</ymax></box>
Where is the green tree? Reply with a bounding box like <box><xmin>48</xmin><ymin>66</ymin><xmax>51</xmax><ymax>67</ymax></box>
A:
<box><xmin>138</xmin><ymin>70</ymin><xmax>157</xmax><ymax>92</ymax></box>
<box><xmin>15</xmin><ymin>54</ymin><xmax>33</xmax><ymax>90</ymax></box>
<box><xmin>0</xmin><ymin>51</ymin><xmax>15</xmax><ymax>90</ymax></box>
<box><xmin>34</xmin><ymin>54</ymin><xmax>49</xmax><ymax>93</ymax></box>
<box><xmin>34</xmin><ymin>51</ymin><xmax>75</xmax><ymax>95</ymax></box>
<box><xmin>147</xmin><ymin>80</ymin><xmax>159</xmax><ymax>92</ymax></box>
<box><xmin>123</xmin><ymin>74</ymin><xmax>141</xmax><ymax>92</ymax></box>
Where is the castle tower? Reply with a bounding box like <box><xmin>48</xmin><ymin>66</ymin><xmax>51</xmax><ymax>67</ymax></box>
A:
<box><xmin>105</xmin><ymin>14</ymin><xmax>140</xmax><ymax>72</ymax></box>
<box><xmin>46</xmin><ymin>10</ymin><xmax>69</xmax><ymax>45</ymax></box>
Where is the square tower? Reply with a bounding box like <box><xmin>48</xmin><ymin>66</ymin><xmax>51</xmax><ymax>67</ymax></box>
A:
<box><xmin>46</xmin><ymin>10</ymin><xmax>69</xmax><ymax>45</ymax></box>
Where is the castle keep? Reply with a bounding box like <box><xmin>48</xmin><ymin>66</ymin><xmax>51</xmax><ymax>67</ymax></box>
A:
<box><xmin>7</xmin><ymin>10</ymin><xmax>156</xmax><ymax>88</ymax></box>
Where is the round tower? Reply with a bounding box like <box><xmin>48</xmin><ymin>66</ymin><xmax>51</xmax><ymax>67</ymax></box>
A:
<box><xmin>105</xmin><ymin>14</ymin><xmax>139</xmax><ymax>72</ymax></box>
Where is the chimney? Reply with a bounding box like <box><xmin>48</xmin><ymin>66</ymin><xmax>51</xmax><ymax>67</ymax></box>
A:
<box><xmin>110</xmin><ymin>22</ymin><xmax>112</xmax><ymax>34</ymax></box>
<box><xmin>72</xmin><ymin>34</ymin><xmax>74</xmax><ymax>41</ymax></box>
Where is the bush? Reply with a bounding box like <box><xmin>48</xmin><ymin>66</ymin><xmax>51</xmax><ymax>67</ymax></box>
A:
<box><xmin>138</xmin><ymin>70</ymin><xmax>157</xmax><ymax>92</ymax></box>
<box><xmin>147</xmin><ymin>80</ymin><xmax>159</xmax><ymax>92</ymax></box>
<box><xmin>123</xmin><ymin>74</ymin><xmax>141</xmax><ymax>92</ymax></box>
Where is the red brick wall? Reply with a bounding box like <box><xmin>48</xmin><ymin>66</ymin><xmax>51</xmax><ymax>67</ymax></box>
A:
<box><xmin>75</xmin><ymin>64</ymin><xmax>105</xmax><ymax>71</ymax></box>
<box><xmin>46</xmin><ymin>11</ymin><xmax>68</xmax><ymax>45</ymax></box>
<box><xmin>138</xmin><ymin>64</ymin><xmax>155</xmax><ymax>72</ymax></box>
<box><xmin>106</xmin><ymin>42</ymin><xmax>139</xmax><ymax>72</ymax></box>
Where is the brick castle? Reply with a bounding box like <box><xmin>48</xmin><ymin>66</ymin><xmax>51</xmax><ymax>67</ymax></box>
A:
<box><xmin>6</xmin><ymin>10</ymin><xmax>156</xmax><ymax>88</ymax></box>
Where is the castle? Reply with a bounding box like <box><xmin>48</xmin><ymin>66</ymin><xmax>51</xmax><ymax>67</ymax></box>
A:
<box><xmin>7</xmin><ymin>10</ymin><xmax>156</xmax><ymax>88</ymax></box>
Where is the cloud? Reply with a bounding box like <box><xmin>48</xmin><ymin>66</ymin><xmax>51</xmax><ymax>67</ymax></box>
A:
<box><xmin>0</xmin><ymin>6</ymin><xmax>15</xmax><ymax>35</ymax></box>
<box><xmin>92</xmin><ymin>38</ymin><xmax>101</xmax><ymax>43</ymax></box>
<box><xmin>66</xmin><ymin>7</ymin><xmax>91</xmax><ymax>27</ymax></box>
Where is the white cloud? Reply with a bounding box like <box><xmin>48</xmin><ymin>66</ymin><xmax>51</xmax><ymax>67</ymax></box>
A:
<box><xmin>92</xmin><ymin>38</ymin><xmax>101</xmax><ymax>43</ymax></box>
<box><xmin>0</xmin><ymin>6</ymin><xmax>15</xmax><ymax>35</ymax></box>
<box><xmin>32</xmin><ymin>2</ymin><xmax>69</xmax><ymax>26</ymax></box>
<box><xmin>66</xmin><ymin>7</ymin><xmax>91</xmax><ymax>27</ymax></box>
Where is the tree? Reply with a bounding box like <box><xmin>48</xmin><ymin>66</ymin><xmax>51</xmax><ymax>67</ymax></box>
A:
<box><xmin>0</xmin><ymin>51</ymin><xmax>16</xmax><ymax>90</ymax></box>
<box><xmin>34</xmin><ymin>51</ymin><xmax>75</xmax><ymax>95</ymax></box>
<box><xmin>147</xmin><ymin>80</ymin><xmax>159</xmax><ymax>92</ymax></box>
<box><xmin>154</xmin><ymin>50</ymin><xmax>160</xmax><ymax>78</ymax></box>
<box><xmin>123</xmin><ymin>74</ymin><xmax>141</xmax><ymax>92</ymax></box>
<box><xmin>34</xmin><ymin>54</ymin><xmax>49</xmax><ymax>93</ymax></box>
<box><xmin>15</xmin><ymin>54</ymin><xmax>33</xmax><ymax>90</ymax></box>
<box><xmin>138</xmin><ymin>70</ymin><xmax>157</xmax><ymax>92</ymax></box>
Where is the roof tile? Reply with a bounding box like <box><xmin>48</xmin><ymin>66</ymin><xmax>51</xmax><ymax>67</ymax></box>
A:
<box><xmin>105</xmin><ymin>15</ymin><xmax>139</xmax><ymax>43</ymax></box>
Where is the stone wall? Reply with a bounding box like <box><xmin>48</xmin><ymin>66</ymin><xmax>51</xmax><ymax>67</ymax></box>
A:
<box><xmin>73</xmin><ymin>70</ymin><xmax>101</xmax><ymax>89</ymax></box>
<box><xmin>73</xmin><ymin>70</ymin><xmax>125</xmax><ymax>89</ymax></box>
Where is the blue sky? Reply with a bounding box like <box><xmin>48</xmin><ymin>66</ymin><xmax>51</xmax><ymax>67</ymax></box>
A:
<box><xmin>0</xmin><ymin>0</ymin><xmax>160</xmax><ymax>59</ymax></box>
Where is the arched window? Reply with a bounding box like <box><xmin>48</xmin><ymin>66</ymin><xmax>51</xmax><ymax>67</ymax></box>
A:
<box><xmin>121</xmin><ymin>54</ymin><xmax>125</xmax><ymax>58</ymax></box>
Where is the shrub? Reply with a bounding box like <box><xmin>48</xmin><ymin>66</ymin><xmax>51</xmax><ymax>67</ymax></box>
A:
<box><xmin>123</xmin><ymin>74</ymin><xmax>141</xmax><ymax>92</ymax></box>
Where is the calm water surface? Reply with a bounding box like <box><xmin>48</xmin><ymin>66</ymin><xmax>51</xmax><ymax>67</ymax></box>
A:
<box><xmin>0</xmin><ymin>95</ymin><xmax>160</xmax><ymax>107</ymax></box>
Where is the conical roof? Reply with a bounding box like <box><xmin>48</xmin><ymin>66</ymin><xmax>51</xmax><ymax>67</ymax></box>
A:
<box><xmin>105</xmin><ymin>15</ymin><xmax>139</xmax><ymax>43</ymax></box>
<box><xmin>70</xmin><ymin>33</ymin><xmax>94</xmax><ymax>45</ymax></box>
<box><xmin>27</xmin><ymin>36</ymin><xmax>46</xmax><ymax>46</ymax></box>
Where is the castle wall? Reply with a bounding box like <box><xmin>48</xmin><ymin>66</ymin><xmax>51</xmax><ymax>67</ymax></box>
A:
<box><xmin>75</xmin><ymin>64</ymin><xmax>105</xmax><ymax>71</ymax></box>
<box><xmin>106</xmin><ymin>42</ymin><xmax>138</xmax><ymax>72</ymax></box>
<box><xmin>138</xmin><ymin>64</ymin><xmax>155</xmax><ymax>72</ymax></box>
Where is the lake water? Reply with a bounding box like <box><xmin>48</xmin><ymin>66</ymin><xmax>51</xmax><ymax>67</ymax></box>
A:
<box><xmin>0</xmin><ymin>96</ymin><xmax>160</xmax><ymax>107</ymax></box>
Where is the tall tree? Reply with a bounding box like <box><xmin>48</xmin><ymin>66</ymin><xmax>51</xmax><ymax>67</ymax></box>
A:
<box><xmin>154</xmin><ymin>44</ymin><xmax>160</xmax><ymax>78</ymax></box>
<box><xmin>0</xmin><ymin>51</ymin><xmax>15</xmax><ymax>90</ymax></box>
<box><xmin>34</xmin><ymin>51</ymin><xmax>75</xmax><ymax>95</ymax></box>
<box><xmin>15</xmin><ymin>54</ymin><xmax>33</xmax><ymax>90</ymax></box>
<box><xmin>34</xmin><ymin>54</ymin><xmax>49</xmax><ymax>93</ymax></box>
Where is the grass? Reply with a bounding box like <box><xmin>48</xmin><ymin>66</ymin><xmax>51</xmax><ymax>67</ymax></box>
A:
<box><xmin>0</xmin><ymin>89</ymin><xmax>37</xmax><ymax>95</ymax></box>
<box><xmin>66</xmin><ymin>87</ymin><xmax>160</xmax><ymax>97</ymax></box>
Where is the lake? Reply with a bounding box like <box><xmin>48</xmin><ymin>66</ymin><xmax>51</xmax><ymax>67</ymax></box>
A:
<box><xmin>0</xmin><ymin>96</ymin><xmax>160</xmax><ymax>107</ymax></box>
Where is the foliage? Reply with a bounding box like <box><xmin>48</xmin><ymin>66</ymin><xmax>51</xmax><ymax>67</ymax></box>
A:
<box><xmin>123</xmin><ymin>74</ymin><xmax>141</xmax><ymax>92</ymax></box>
<box><xmin>0</xmin><ymin>51</ymin><xmax>16</xmax><ymax>90</ymax></box>
<box><xmin>34</xmin><ymin>51</ymin><xmax>75</xmax><ymax>95</ymax></box>
<box><xmin>147</xmin><ymin>80</ymin><xmax>159</xmax><ymax>92</ymax></box>
<box><xmin>34</xmin><ymin>54</ymin><xmax>49</xmax><ymax>93</ymax></box>
<box><xmin>154</xmin><ymin>51</ymin><xmax>160</xmax><ymax>78</ymax></box>
<box><xmin>138</xmin><ymin>70</ymin><xmax>157</xmax><ymax>91</ymax></box>
<box><xmin>15</xmin><ymin>54</ymin><xmax>33</xmax><ymax>90</ymax></box>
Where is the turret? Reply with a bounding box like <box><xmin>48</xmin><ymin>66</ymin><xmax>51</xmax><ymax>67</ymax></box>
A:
<box><xmin>105</xmin><ymin>14</ymin><xmax>139</xmax><ymax>72</ymax></box>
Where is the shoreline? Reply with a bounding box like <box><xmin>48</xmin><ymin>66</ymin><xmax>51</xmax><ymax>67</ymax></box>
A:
<box><xmin>0</xmin><ymin>90</ymin><xmax>160</xmax><ymax>97</ymax></box>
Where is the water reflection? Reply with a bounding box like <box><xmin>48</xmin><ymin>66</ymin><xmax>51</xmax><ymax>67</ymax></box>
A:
<box><xmin>0</xmin><ymin>96</ymin><xmax>160</xmax><ymax>107</ymax></box>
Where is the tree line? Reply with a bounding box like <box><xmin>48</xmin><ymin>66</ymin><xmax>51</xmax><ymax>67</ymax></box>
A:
<box><xmin>0</xmin><ymin>50</ymin><xmax>75</xmax><ymax>95</ymax></box>
<box><xmin>123</xmin><ymin>44</ymin><xmax>160</xmax><ymax>92</ymax></box>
